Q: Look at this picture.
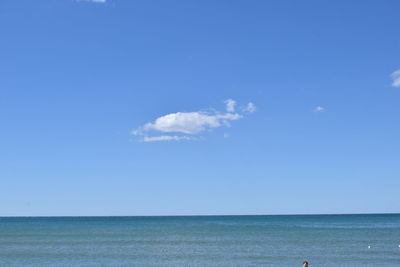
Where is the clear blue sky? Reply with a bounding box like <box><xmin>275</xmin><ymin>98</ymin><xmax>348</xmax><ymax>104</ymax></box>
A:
<box><xmin>1</xmin><ymin>0</ymin><xmax>399</xmax><ymax>216</ymax></box>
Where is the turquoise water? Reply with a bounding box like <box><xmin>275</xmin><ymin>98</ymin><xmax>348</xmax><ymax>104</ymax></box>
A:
<box><xmin>0</xmin><ymin>214</ymin><xmax>399</xmax><ymax>266</ymax></box>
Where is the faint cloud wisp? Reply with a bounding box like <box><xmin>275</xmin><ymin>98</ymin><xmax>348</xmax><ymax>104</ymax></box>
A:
<box><xmin>224</xmin><ymin>99</ymin><xmax>236</xmax><ymax>112</ymax></box>
<box><xmin>314</xmin><ymin>106</ymin><xmax>325</xmax><ymax>112</ymax></box>
<box><xmin>244</xmin><ymin>102</ymin><xmax>256</xmax><ymax>113</ymax></box>
<box><xmin>391</xmin><ymin>69</ymin><xmax>400</xmax><ymax>87</ymax></box>
<box><xmin>77</xmin><ymin>0</ymin><xmax>106</xmax><ymax>3</ymax></box>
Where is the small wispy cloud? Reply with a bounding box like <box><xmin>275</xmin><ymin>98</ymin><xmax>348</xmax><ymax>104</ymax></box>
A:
<box><xmin>77</xmin><ymin>0</ymin><xmax>106</xmax><ymax>3</ymax></box>
<box><xmin>244</xmin><ymin>102</ymin><xmax>256</xmax><ymax>113</ymax></box>
<box><xmin>391</xmin><ymin>69</ymin><xmax>400</xmax><ymax>87</ymax></box>
<box><xmin>142</xmin><ymin>135</ymin><xmax>195</xmax><ymax>142</ymax></box>
<box><xmin>224</xmin><ymin>99</ymin><xmax>236</xmax><ymax>112</ymax></box>
<box><xmin>314</xmin><ymin>106</ymin><xmax>325</xmax><ymax>112</ymax></box>
<box><xmin>133</xmin><ymin>99</ymin><xmax>255</xmax><ymax>142</ymax></box>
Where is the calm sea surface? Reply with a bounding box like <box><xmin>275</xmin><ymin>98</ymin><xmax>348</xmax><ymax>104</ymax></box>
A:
<box><xmin>0</xmin><ymin>214</ymin><xmax>399</xmax><ymax>266</ymax></box>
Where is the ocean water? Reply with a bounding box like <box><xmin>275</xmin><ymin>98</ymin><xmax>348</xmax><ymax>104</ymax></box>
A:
<box><xmin>0</xmin><ymin>214</ymin><xmax>399</xmax><ymax>266</ymax></box>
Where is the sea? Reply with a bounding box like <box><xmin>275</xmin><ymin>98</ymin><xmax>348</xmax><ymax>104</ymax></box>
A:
<box><xmin>0</xmin><ymin>214</ymin><xmax>399</xmax><ymax>266</ymax></box>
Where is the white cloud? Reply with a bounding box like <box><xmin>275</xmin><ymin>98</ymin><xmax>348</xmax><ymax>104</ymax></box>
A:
<box><xmin>142</xmin><ymin>135</ymin><xmax>193</xmax><ymax>142</ymax></box>
<box><xmin>136</xmin><ymin>112</ymin><xmax>242</xmax><ymax>135</ymax></box>
<box><xmin>244</xmin><ymin>102</ymin><xmax>256</xmax><ymax>113</ymax></box>
<box><xmin>133</xmin><ymin>99</ymin><xmax>255</xmax><ymax>142</ymax></box>
<box><xmin>225</xmin><ymin>99</ymin><xmax>236</xmax><ymax>112</ymax></box>
<box><xmin>314</xmin><ymin>106</ymin><xmax>325</xmax><ymax>112</ymax></box>
<box><xmin>391</xmin><ymin>69</ymin><xmax>400</xmax><ymax>87</ymax></box>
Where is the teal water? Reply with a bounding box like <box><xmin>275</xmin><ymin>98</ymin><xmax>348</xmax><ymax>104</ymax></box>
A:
<box><xmin>0</xmin><ymin>214</ymin><xmax>399</xmax><ymax>266</ymax></box>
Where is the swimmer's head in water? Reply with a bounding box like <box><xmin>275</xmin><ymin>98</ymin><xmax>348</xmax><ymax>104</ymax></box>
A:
<box><xmin>303</xmin><ymin>261</ymin><xmax>309</xmax><ymax>267</ymax></box>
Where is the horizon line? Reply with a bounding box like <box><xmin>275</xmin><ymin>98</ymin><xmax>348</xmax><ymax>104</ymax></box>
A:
<box><xmin>1</xmin><ymin>212</ymin><xmax>399</xmax><ymax>218</ymax></box>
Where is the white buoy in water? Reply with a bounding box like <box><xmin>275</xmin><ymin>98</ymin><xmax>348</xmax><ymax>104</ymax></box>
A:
<box><xmin>368</xmin><ymin>245</ymin><xmax>371</xmax><ymax>249</ymax></box>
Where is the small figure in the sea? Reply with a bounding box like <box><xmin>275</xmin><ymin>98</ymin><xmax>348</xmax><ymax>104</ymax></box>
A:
<box><xmin>303</xmin><ymin>261</ymin><xmax>309</xmax><ymax>267</ymax></box>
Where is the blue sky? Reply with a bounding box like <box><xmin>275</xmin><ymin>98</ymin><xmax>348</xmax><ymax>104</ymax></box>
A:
<box><xmin>1</xmin><ymin>0</ymin><xmax>400</xmax><ymax>216</ymax></box>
